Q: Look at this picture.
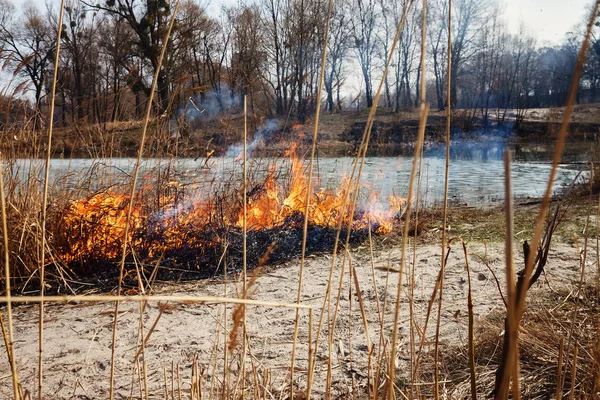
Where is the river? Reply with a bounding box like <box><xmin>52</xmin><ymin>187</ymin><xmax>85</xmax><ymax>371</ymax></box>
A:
<box><xmin>11</xmin><ymin>141</ymin><xmax>588</xmax><ymax>206</ymax></box>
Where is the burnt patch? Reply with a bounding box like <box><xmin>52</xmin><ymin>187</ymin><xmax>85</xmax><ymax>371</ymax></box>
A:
<box><xmin>46</xmin><ymin>222</ymin><xmax>378</xmax><ymax>293</ymax></box>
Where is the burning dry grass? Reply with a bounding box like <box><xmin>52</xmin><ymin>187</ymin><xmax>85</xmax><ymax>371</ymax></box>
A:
<box><xmin>0</xmin><ymin>145</ymin><xmax>405</xmax><ymax>291</ymax></box>
<box><xmin>2</xmin><ymin>0</ymin><xmax>600</xmax><ymax>398</ymax></box>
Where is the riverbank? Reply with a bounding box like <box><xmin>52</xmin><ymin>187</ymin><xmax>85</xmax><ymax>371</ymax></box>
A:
<box><xmin>1</xmin><ymin>194</ymin><xmax>597</xmax><ymax>398</ymax></box>
<box><xmin>3</xmin><ymin>105</ymin><xmax>600</xmax><ymax>159</ymax></box>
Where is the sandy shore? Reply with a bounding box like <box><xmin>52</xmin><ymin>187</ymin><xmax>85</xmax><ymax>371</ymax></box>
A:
<box><xmin>0</xmin><ymin>239</ymin><xmax>588</xmax><ymax>399</ymax></box>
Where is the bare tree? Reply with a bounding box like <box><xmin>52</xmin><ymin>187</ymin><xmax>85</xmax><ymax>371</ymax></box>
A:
<box><xmin>167</xmin><ymin>0</ymin><xmax>228</xmax><ymax>112</ymax></box>
<box><xmin>96</xmin><ymin>18</ymin><xmax>137</xmax><ymax>120</ymax></box>
<box><xmin>472</xmin><ymin>8</ymin><xmax>504</xmax><ymax>127</ymax></box>
<box><xmin>449</xmin><ymin>0</ymin><xmax>492</xmax><ymax>106</ymax></box>
<box><xmin>261</xmin><ymin>0</ymin><xmax>290</xmax><ymax>115</ymax></box>
<box><xmin>84</xmin><ymin>0</ymin><xmax>176</xmax><ymax>113</ymax></box>
<box><xmin>398</xmin><ymin>1</ymin><xmax>420</xmax><ymax>109</ymax></box>
<box><xmin>287</xmin><ymin>0</ymin><xmax>325</xmax><ymax>122</ymax></box>
<box><xmin>324</xmin><ymin>1</ymin><xmax>350</xmax><ymax>112</ymax></box>
<box><xmin>229</xmin><ymin>5</ymin><xmax>265</xmax><ymax>112</ymax></box>
<box><xmin>428</xmin><ymin>0</ymin><xmax>448</xmax><ymax>109</ymax></box>
<box><xmin>350</xmin><ymin>0</ymin><xmax>379</xmax><ymax>107</ymax></box>
<box><xmin>60</xmin><ymin>0</ymin><xmax>101</xmax><ymax>122</ymax></box>
<box><xmin>0</xmin><ymin>0</ymin><xmax>55</xmax><ymax>127</ymax></box>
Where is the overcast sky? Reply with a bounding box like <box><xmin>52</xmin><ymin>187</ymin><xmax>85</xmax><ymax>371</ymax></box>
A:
<box><xmin>15</xmin><ymin>0</ymin><xmax>592</xmax><ymax>44</ymax></box>
<box><xmin>503</xmin><ymin>0</ymin><xmax>591</xmax><ymax>46</ymax></box>
<box><xmin>4</xmin><ymin>0</ymin><xmax>595</xmax><ymax>99</ymax></box>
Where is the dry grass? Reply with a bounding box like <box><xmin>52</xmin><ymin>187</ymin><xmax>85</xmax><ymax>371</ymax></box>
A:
<box><xmin>2</xmin><ymin>0</ymin><xmax>600</xmax><ymax>399</ymax></box>
<box><xmin>416</xmin><ymin>284</ymin><xmax>600</xmax><ymax>399</ymax></box>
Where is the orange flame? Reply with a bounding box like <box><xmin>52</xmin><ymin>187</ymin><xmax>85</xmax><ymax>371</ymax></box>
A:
<box><xmin>237</xmin><ymin>143</ymin><xmax>405</xmax><ymax>233</ymax></box>
<box><xmin>60</xmin><ymin>144</ymin><xmax>405</xmax><ymax>263</ymax></box>
<box><xmin>61</xmin><ymin>192</ymin><xmax>143</xmax><ymax>263</ymax></box>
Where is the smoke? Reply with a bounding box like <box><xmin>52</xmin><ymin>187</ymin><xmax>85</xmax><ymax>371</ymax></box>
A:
<box><xmin>423</xmin><ymin>137</ymin><xmax>507</xmax><ymax>161</ymax></box>
<box><xmin>181</xmin><ymin>83</ymin><xmax>241</xmax><ymax>120</ymax></box>
<box><xmin>225</xmin><ymin>119</ymin><xmax>279</xmax><ymax>159</ymax></box>
<box><xmin>151</xmin><ymin>119</ymin><xmax>284</xmax><ymax>225</ymax></box>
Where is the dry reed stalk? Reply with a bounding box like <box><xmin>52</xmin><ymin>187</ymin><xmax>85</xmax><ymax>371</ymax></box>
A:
<box><xmin>171</xmin><ymin>360</ymin><xmax>175</xmax><ymax>400</ymax></box>
<box><xmin>136</xmin><ymin>359</ymin><xmax>144</xmax><ymax>399</ymax></box>
<box><xmin>386</xmin><ymin>102</ymin><xmax>429</xmax><ymax>400</ymax></box>
<box><xmin>408</xmin><ymin>153</ymin><xmax>424</xmax><ymax>398</ymax></box>
<box><xmin>503</xmin><ymin>150</ymin><xmax>520</xmax><ymax>400</ymax></box>
<box><xmin>132</xmin><ymin>303</ymin><xmax>166</xmax><ymax>362</ymax></box>
<box><xmin>307</xmin><ymin>307</ymin><xmax>314</xmax><ymax>399</ymax></box>
<box><xmin>0</xmin><ymin>294</ymin><xmax>313</xmax><ymax>308</ymax></box>
<box><xmin>108</xmin><ymin>3</ymin><xmax>180</xmax><ymax>398</ymax></box>
<box><xmin>374</xmin><ymin>252</ymin><xmax>393</xmax><ymax>400</ymax></box>
<box><xmin>495</xmin><ymin>150</ymin><xmax>518</xmax><ymax>399</ymax></box>
<box><xmin>558</xmin><ymin>201</ymin><xmax>592</xmax><ymax>397</ymax></box>
<box><xmin>367</xmin><ymin>219</ymin><xmax>384</xmax><ymax>327</ymax></box>
<box><xmin>434</xmin><ymin>0</ymin><xmax>451</xmax><ymax>396</ymax></box>
<box><xmin>495</xmin><ymin>3</ymin><xmax>599</xmax><ymax>398</ymax></box>
<box><xmin>222</xmin><ymin>244</ymin><xmax>229</xmax><ymax>399</ymax></box>
<box><xmin>164</xmin><ymin>367</ymin><xmax>168</xmax><ymax>400</ymax></box>
<box><xmin>459</xmin><ymin>240</ymin><xmax>477</xmax><ymax>400</ymax></box>
<box><xmin>190</xmin><ymin>354</ymin><xmax>197</xmax><ymax>400</ymax></box>
<box><xmin>138</xmin><ymin>302</ymin><xmax>149</xmax><ymax>400</ymax></box>
<box><xmin>290</xmin><ymin>0</ymin><xmax>334</xmax><ymax>393</ymax></box>
<box><xmin>128</xmin><ymin>256</ymin><xmax>150</xmax><ymax>400</ymax></box>
<box><xmin>322</xmin><ymin>2</ymin><xmax>416</xmax><ymax>394</ymax></box>
<box><xmin>557</xmin><ymin>338</ymin><xmax>564</xmax><ymax>400</ymax></box>
<box><xmin>347</xmin><ymin>253</ymin><xmax>372</xmax><ymax>394</ymax></box>
<box><xmin>568</xmin><ymin>345</ymin><xmax>579</xmax><ymax>400</ymax></box>
<box><xmin>128</xmin><ymin>340</ymin><xmax>143</xmax><ymax>398</ymax></box>
<box><xmin>38</xmin><ymin>0</ymin><xmax>66</xmax><ymax>396</ymax></box>
<box><xmin>0</xmin><ymin>152</ymin><xmax>19</xmax><ymax>399</ymax></box>
<box><xmin>366</xmin><ymin>217</ymin><xmax>386</xmax><ymax>400</ymax></box>
<box><xmin>250</xmin><ymin>362</ymin><xmax>258</xmax><ymax>399</ymax></box>
<box><xmin>241</xmin><ymin>94</ymin><xmax>248</xmax><ymax>400</ymax></box>
<box><xmin>407</xmin><ymin>1</ymin><xmax>429</xmax><ymax>395</ymax></box>
<box><xmin>177</xmin><ymin>362</ymin><xmax>182</xmax><ymax>400</ymax></box>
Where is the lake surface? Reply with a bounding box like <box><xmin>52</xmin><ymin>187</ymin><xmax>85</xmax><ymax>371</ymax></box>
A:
<box><xmin>11</xmin><ymin>144</ymin><xmax>587</xmax><ymax>206</ymax></box>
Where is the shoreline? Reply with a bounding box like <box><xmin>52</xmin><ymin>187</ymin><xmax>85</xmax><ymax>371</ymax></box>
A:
<box><xmin>0</xmin><ymin>193</ymin><xmax>597</xmax><ymax>398</ymax></box>
<box><xmin>3</xmin><ymin>108</ymin><xmax>600</xmax><ymax>159</ymax></box>
<box><xmin>1</xmin><ymin>193</ymin><xmax>594</xmax><ymax>296</ymax></box>
<box><xmin>0</xmin><ymin>236</ymin><xmax>590</xmax><ymax>398</ymax></box>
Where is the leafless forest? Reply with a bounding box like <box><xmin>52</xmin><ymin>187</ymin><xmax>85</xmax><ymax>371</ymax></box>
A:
<box><xmin>2</xmin><ymin>0</ymin><xmax>599</xmax><ymax>129</ymax></box>
<box><xmin>1</xmin><ymin>0</ymin><xmax>600</xmax><ymax>399</ymax></box>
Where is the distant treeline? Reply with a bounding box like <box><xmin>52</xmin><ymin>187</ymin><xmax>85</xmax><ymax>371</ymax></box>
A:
<box><xmin>1</xmin><ymin>0</ymin><xmax>599</xmax><ymax>130</ymax></box>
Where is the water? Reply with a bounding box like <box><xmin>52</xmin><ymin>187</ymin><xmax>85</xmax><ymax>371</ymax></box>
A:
<box><xmin>11</xmin><ymin>149</ymin><xmax>586</xmax><ymax>206</ymax></box>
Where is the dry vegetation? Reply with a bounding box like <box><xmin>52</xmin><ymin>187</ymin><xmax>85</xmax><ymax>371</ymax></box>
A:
<box><xmin>1</xmin><ymin>0</ymin><xmax>600</xmax><ymax>399</ymax></box>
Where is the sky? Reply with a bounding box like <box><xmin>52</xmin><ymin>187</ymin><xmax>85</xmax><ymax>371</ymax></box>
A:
<box><xmin>15</xmin><ymin>0</ymin><xmax>593</xmax><ymax>44</ymax></box>
<box><xmin>3</xmin><ymin>0</ymin><xmax>595</xmax><ymax>99</ymax></box>
<box><xmin>503</xmin><ymin>0</ymin><xmax>592</xmax><ymax>46</ymax></box>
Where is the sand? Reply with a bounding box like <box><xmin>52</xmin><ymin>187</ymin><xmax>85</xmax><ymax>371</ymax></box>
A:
<box><xmin>0</xmin><ymin>240</ymin><xmax>588</xmax><ymax>399</ymax></box>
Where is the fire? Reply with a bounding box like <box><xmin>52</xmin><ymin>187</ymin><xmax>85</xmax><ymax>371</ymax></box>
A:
<box><xmin>59</xmin><ymin>144</ymin><xmax>405</xmax><ymax>265</ymax></box>
<box><xmin>237</xmin><ymin>144</ymin><xmax>405</xmax><ymax>233</ymax></box>
<box><xmin>145</xmin><ymin>196</ymin><xmax>215</xmax><ymax>257</ymax></box>
<box><xmin>61</xmin><ymin>192</ymin><xmax>143</xmax><ymax>263</ymax></box>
